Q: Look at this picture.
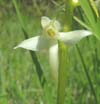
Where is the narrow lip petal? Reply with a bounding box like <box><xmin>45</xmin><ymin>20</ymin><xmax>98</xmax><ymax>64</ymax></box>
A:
<box><xmin>49</xmin><ymin>44</ymin><xmax>58</xmax><ymax>80</ymax></box>
<box><xmin>57</xmin><ymin>30</ymin><xmax>92</xmax><ymax>45</ymax></box>
<box><xmin>41</xmin><ymin>16</ymin><xmax>51</xmax><ymax>29</ymax></box>
<box><xmin>14</xmin><ymin>36</ymin><xmax>52</xmax><ymax>52</ymax></box>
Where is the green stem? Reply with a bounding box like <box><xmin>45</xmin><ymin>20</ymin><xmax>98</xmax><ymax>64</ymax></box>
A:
<box><xmin>57</xmin><ymin>41</ymin><xmax>68</xmax><ymax>104</ymax></box>
<box><xmin>62</xmin><ymin>0</ymin><xmax>74</xmax><ymax>31</ymax></box>
<box><xmin>57</xmin><ymin>1</ymin><xmax>77</xmax><ymax>104</ymax></box>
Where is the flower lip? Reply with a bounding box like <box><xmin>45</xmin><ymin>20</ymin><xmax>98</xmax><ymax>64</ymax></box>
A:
<box><xmin>47</xmin><ymin>28</ymin><xmax>57</xmax><ymax>38</ymax></box>
<box><xmin>44</xmin><ymin>24</ymin><xmax>58</xmax><ymax>39</ymax></box>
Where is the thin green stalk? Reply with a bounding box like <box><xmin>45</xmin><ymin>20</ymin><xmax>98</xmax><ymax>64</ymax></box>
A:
<box><xmin>75</xmin><ymin>3</ymin><xmax>98</xmax><ymax>103</ymax></box>
<box><xmin>73</xmin><ymin>16</ymin><xmax>91</xmax><ymax>30</ymax></box>
<box><xmin>76</xmin><ymin>45</ymin><xmax>98</xmax><ymax>104</ymax></box>
<box><xmin>57</xmin><ymin>41</ymin><xmax>68</xmax><ymax>104</ymax></box>
<box><xmin>12</xmin><ymin>0</ymin><xmax>46</xmax><ymax>87</ymax></box>
<box><xmin>62</xmin><ymin>0</ymin><xmax>74</xmax><ymax>31</ymax></box>
<box><xmin>57</xmin><ymin>1</ymin><xmax>76</xmax><ymax>104</ymax></box>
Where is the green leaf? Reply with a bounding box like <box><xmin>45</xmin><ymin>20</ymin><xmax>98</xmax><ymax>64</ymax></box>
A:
<box><xmin>79</xmin><ymin>0</ymin><xmax>96</xmax><ymax>24</ymax></box>
<box><xmin>92</xmin><ymin>18</ymin><xmax>100</xmax><ymax>39</ymax></box>
<box><xmin>73</xmin><ymin>16</ymin><xmax>91</xmax><ymax>30</ymax></box>
<box><xmin>78</xmin><ymin>0</ymin><xmax>100</xmax><ymax>39</ymax></box>
<box><xmin>12</xmin><ymin>0</ymin><xmax>46</xmax><ymax>87</ymax></box>
<box><xmin>89</xmin><ymin>0</ymin><xmax>99</xmax><ymax>17</ymax></box>
<box><xmin>12</xmin><ymin>0</ymin><xmax>26</xmax><ymax>30</ymax></box>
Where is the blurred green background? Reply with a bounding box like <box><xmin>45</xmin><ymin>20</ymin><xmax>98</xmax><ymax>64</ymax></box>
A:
<box><xmin>0</xmin><ymin>0</ymin><xmax>100</xmax><ymax>104</ymax></box>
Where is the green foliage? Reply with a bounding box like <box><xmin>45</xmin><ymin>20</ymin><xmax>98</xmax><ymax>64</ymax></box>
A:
<box><xmin>78</xmin><ymin>0</ymin><xmax>100</xmax><ymax>39</ymax></box>
<box><xmin>12</xmin><ymin>0</ymin><xmax>46</xmax><ymax>87</ymax></box>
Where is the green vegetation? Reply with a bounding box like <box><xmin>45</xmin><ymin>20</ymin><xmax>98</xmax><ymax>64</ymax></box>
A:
<box><xmin>0</xmin><ymin>0</ymin><xmax>100</xmax><ymax>104</ymax></box>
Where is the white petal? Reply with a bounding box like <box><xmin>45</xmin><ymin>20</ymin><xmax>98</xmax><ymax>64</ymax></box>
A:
<box><xmin>14</xmin><ymin>36</ymin><xmax>51</xmax><ymax>51</ymax></box>
<box><xmin>49</xmin><ymin>44</ymin><xmax>58</xmax><ymax>81</ymax></box>
<box><xmin>41</xmin><ymin>16</ymin><xmax>51</xmax><ymax>29</ymax></box>
<box><xmin>54</xmin><ymin>20</ymin><xmax>61</xmax><ymax>31</ymax></box>
<box><xmin>58</xmin><ymin>30</ymin><xmax>92</xmax><ymax>44</ymax></box>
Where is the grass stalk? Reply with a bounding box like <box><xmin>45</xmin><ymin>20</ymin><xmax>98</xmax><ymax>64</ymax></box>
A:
<box><xmin>12</xmin><ymin>0</ymin><xmax>46</xmax><ymax>87</ymax></box>
<box><xmin>76</xmin><ymin>45</ymin><xmax>98</xmax><ymax>104</ymax></box>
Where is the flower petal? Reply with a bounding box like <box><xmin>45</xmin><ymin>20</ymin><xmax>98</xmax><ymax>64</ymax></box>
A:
<box><xmin>49</xmin><ymin>44</ymin><xmax>58</xmax><ymax>80</ymax></box>
<box><xmin>41</xmin><ymin>16</ymin><xmax>51</xmax><ymax>29</ymax></box>
<box><xmin>58</xmin><ymin>30</ymin><xmax>92</xmax><ymax>44</ymax></box>
<box><xmin>54</xmin><ymin>20</ymin><xmax>61</xmax><ymax>31</ymax></box>
<box><xmin>14</xmin><ymin>36</ymin><xmax>51</xmax><ymax>51</ymax></box>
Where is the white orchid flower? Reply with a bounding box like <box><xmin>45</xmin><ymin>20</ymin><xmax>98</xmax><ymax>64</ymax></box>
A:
<box><xmin>14</xmin><ymin>16</ymin><xmax>92</xmax><ymax>80</ymax></box>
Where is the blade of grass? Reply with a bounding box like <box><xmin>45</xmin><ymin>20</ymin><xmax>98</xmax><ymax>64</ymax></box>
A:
<box><xmin>73</xmin><ymin>16</ymin><xmax>91</xmax><ymax>30</ymax></box>
<box><xmin>76</xmin><ymin>44</ymin><xmax>98</xmax><ymax>104</ymax></box>
<box><xmin>79</xmin><ymin>0</ymin><xmax>96</xmax><ymax>24</ymax></box>
<box><xmin>89</xmin><ymin>0</ymin><xmax>99</xmax><ymax>17</ymax></box>
<box><xmin>79</xmin><ymin>0</ymin><xmax>100</xmax><ymax>39</ymax></box>
<box><xmin>12</xmin><ymin>0</ymin><xmax>46</xmax><ymax>87</ymax></box>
